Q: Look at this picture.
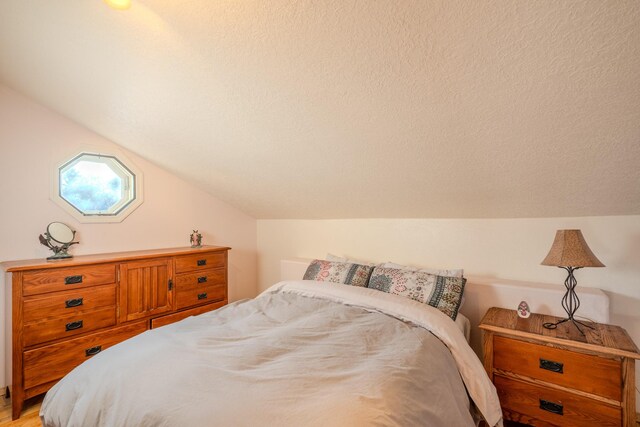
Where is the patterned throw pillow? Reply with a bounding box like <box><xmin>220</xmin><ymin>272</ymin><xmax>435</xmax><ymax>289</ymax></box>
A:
<box><xmin>303</xmin><ymin>259</ymin><xmax>374</xmax><ymax>287</ymax></box>
<box><xmin>368</xmin><ymin>267</ymin><xmax>466</xmax><ymax>320</ymax></box>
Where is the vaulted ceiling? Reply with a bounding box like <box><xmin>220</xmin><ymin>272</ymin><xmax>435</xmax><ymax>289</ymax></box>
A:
<box><xmin>1</xmin><ymin>1</ymin><xmax>639</xmax><ymax>219</ymax></box>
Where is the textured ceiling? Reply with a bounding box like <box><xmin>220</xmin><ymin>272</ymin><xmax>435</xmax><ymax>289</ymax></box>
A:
<box><xmin>1</xmin><ymin>1</ymin><xmax>639</xmax><ymax>219</ymax></box>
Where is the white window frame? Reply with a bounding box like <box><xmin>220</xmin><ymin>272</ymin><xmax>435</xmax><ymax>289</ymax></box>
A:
<box><xmin>51</xmin><ymin>150</ymin><xmax>144</xmax><ymax>223</ymax></box>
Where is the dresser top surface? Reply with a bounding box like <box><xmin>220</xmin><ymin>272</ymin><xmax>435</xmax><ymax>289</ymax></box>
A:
<box><xmin>480</xmin><ymin>307</ymin><xmax>640</xmax><ymax>359</ymax></box>
<box><xmin>1</xmin><ymin>245</ymin><xmax>230</xmax><ymax>272</ymax></box>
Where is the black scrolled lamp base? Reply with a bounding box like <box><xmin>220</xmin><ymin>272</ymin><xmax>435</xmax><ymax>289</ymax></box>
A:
<box><xmin>542</xmin><ymin>266</ymin><xmax>595</xmax><ymax>335</ymax></box>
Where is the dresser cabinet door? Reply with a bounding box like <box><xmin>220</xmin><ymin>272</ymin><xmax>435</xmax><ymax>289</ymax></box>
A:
<box><xmin>119</xmin><ymin>258</ymin><xmax>174</xmax><ymax>322</ymax></box>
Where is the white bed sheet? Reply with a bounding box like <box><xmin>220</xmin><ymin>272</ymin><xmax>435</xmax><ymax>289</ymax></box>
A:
<box><xmin>456</xmin><ymin>312</ymin><xmax>471</xmax><ymax>343</ymax></box>
<box><xmin>267</xmin><ymin>281</ymin><xmax>502</xmax><ymax>426</ymax></box>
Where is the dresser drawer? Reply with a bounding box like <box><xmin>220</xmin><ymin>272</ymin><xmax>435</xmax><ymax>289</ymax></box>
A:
<box><xmin>23</xmin><ymin>321</ymin><xmax>147</xmax><ymax>390</ymax></box>
<box><xmin>23</xmin><ymin>306</ymin><xmax>116</xmax><ymax>347</ymax></box>
<box><xmin>151</xmin><ymin>300</ymin><xmax>227</xmax><ymax>329</ymax></box>
<box><xmin>23</xmin><ymin>264</ymin><xmax>116</xmax><ymax>296</ymax></box>
<box><xmin>494</xmin><ymin>335</ymin><xmax>622</xmax><ymax>400</ymax></box>
<box><xmin>175</xmin><ymin>252</ymin><xmax>225</xmax><ymax>273</ymax></box>
<box><xmin>175</xmin><ymin>283</ymin><xmax>226</xmax><ymax>310</ymax></box>
<box><xmin>494</xmin><ymin>375</ymin><xmax>621</xmax><ymax>427</ymax></box>
<box><xmin>175</xmin><ymin>268</ymin><xmax>225</xmax><ymax>288</ymax></box>
<box><xmin>23</xmin><ymin>284</ymin><xmax>116</xmax><ymax>323</ymax></box>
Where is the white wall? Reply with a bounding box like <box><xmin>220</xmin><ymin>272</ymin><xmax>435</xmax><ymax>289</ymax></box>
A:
<box><xmin>257</xmin><ymin>217</ymin><xmax>640</xmax><ymax>408</ymax></box>
<box><xmin>0</xmin><ymin>85</ymin><xmax>258</xmax><ymax>389</ymax></box>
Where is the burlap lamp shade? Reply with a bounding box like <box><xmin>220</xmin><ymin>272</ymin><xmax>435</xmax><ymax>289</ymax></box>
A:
<box><xmin>541</xmin><ymin>230</ymin><xmax>605</xmax><ymax>268</ymax></box>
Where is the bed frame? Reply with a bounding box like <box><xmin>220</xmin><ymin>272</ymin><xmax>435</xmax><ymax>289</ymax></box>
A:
<box><xmin>280</xmin><ymin>258</ymin><xmax>610</xmax><ymax>355</ymax></box>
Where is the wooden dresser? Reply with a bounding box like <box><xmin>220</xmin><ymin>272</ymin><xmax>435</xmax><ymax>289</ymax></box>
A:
<box><xmin>2</xmin><ymin>245</ymin><xmax>230</xmax><ymax>420</ymax></box>
<box><xmin>480</xmin><ymin>307</ymin><xmax>640</xmax><ymax>427</ymax></box>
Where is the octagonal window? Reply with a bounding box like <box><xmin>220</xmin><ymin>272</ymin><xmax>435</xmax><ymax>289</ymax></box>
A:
<box><xmin>52</xmin><ymin>151</ymin><xmax>144</xmax><ymax>223</ymax></box>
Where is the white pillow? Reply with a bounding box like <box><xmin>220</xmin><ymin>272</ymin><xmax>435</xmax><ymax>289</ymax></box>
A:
<box><xmin>326</xmin><ymin>253</ymin><xmax>376</xmax><ymax>266</ymax></box>
<box><xmin>382</xmin><ymin>262</ymin><xmax>464</xmax><ymax>278</ymax></box>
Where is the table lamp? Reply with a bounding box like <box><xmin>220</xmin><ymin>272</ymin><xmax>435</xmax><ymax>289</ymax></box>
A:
<box><xmin>541</xmin><ymin>229</ymin><xmax>604</xmax><ymax>334</ymax></box>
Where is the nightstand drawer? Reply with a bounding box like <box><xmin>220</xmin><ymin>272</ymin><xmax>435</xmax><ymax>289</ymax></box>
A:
<box><xmin>494</xmin><ymin>335</ymin><xmax>622</xmax><ymax>400</ymax></box>
<box><xmin>494</xmin><ymin>375</ymin><xmax>621</xmax><ymax>427</ymax></box>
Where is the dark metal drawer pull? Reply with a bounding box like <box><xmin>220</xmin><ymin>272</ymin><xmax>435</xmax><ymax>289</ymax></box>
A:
<box><xmin>198</xmin><ymin>276</ymin><xmax>207</xmax><ymax>283</ymax></box>
<box><xmin>85</xmin><ymin>345</ymin><xmax>102</xmax><ymax>357</ymax></box>
<box><xmin>65</xmin><ymin>298</ymin><xmax>84</xmax><ymax>308</ymax></box>
<box><xmin>65</xmin><ymin>275</ymin><xmax>83</xmax><ymax>285</ymax></box>
<box><xmin>540</xmin><ymin>358</ymin><xmax>564</xmax><ymax>373</ymax></box>
<box><xmin>197</xmin><ymin>292</ymin><xmax>208</xmax><ymax>300</ymax></box>
<box><xmin>66</xmin><ymin>320</ymin><xmax>83</xmax><ymax>331</ymax></box>
<box><xmin>197</xmin><ymin>259</ymin><xmax>207</xmax><ymax>266</ymax></box>
<box><xmin>539</xmin><ymin>399</ymin><xmax>563</xmax><ymax>415</ymax></box>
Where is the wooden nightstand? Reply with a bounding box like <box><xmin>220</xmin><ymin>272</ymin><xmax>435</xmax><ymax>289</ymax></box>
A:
<box><xmin>480</xmin><ymin>307</ymin><xmax>640</xmax><ymax>427</ymax></box>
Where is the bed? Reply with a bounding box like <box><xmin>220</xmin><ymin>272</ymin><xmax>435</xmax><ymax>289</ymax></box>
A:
<box><xmin>40</xmin><ymin>278</ymin><xmax>502</xmax><ymax>427</ymax></box>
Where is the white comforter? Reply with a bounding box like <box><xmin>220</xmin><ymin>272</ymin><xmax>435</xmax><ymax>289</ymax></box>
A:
<box><xmin>41</xmin><ymin>281</ymin><xmax>502</xmax><ymax>427</ymax></box>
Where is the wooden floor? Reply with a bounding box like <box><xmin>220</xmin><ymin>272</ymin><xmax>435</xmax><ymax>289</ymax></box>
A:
<box><xmin>0</xmin><ymin>398</ymin><xmax>532</xmax><ymax>427</ymax></box>
<box><xmin>0</xmin><ymin>395</ymin><xmax>42</xmax><ymax>427</ymax></box>
<box><xmin>0</xmin><ymin>398</ymin><xmax>542</xmax><ymax>427</ymax></box>
<box><xmin>1</xmin><ymin>393</ymin><xmax>639</xmax><ymax>427</ymax></box>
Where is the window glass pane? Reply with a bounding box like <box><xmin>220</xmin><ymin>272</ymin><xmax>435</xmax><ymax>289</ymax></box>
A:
<box><xmin>61</xmin><ymin>160</ymin><xmax>123</xmax><ymax>213</ymax></box>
